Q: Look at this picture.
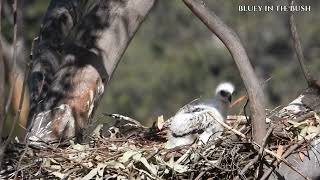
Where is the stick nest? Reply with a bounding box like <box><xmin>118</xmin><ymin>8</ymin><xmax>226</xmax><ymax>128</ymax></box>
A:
<box><xmin>1</xmin><ymin>111</ymin><xmax>319</xmax><ymax>179</ymax></box>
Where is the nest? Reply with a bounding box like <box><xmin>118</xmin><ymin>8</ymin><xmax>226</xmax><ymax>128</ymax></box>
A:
<box><xmin>1</xmin><ymin>111</ymin><xmax>320</xmax><ymax>180</ymax></box>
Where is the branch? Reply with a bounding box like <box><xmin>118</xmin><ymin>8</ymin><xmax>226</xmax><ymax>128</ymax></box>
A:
<box><xmin>289</xmin><ymin>0</ymin><xmax>316</xmax><ymax>87</ymax></box>
<box><xmin>182</xmin><ymin>0</ymin><xmax>267</xmax><ymax>144</ymax></box>
<box><xmin>0</xmin><ymin>0</ymin><xmax>29</xmax><ymax>130</ymax></box>
<box><xmin>0</xmin><ymin>0</ymin><xmax>5</xmax><ymax>144</ymax></box>
<box><xmin>0</xmin><ymin>0</ymin><xmax>21</xmax><ymax>166</ymax></box>
<box><xmin>233</xmin><ymin>128</ymin><xmax>273</xmax><ymax>180</ymax></box>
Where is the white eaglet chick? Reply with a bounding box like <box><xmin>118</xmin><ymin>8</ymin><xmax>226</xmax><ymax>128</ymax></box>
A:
<box><xmin>166</xmin><ymin>82</ymin><xmax>235</xmax><ymax>149</ymax></box>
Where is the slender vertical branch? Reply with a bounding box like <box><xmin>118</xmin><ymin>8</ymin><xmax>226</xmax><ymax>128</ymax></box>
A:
<box><xmin>182</xmin><ymin>0</ymin><xmax>267</xmax><ymax>144</ymax></box>
<box><xmin>3</xmin><ymin>66</ymin><xmax>29</xmax><ymax>148</ymax></box>
<box><xmin>289</xmin><ymin>0</ymin><xmax>314</xmax><ymax>86</ymax></box>
<box><xmin>2</xmin><ymin>0</ymin><xmax>18</xmax><ymax>124</ymax></box>
<box><xmin>0</xmin><ymin>0</ymin><xmax>5</xmax><ymax>143</ymax></box>
<box><xmin>0</xmin><ymin>0</ymin><xmax>20</xmax><ymax>166</ymax></box>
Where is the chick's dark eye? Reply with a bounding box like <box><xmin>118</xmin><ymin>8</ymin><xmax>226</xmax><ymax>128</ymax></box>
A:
<box><xmin>220</xmin><ymin>90</ymin><xmax>232</xmax><ymax>102</ymax></box>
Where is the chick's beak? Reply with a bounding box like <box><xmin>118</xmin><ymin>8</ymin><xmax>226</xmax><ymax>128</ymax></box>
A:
<box><xmin>228</xmin><ymin>95</ymin><xmax>232</xmax><ymax>103</ymax></box>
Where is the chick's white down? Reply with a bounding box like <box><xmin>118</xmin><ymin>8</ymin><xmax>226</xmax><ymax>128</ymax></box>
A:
<box><xmin>166</xmin><ymin>82</ymin><xmax>234</xmax><ymax>149</ymax></box>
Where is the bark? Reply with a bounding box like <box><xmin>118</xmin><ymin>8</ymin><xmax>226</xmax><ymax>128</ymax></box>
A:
<box><xmin>289</xmin><ymin>0</ymin><xmax>320</xmax><ymax>89</ymax></box>
<box><xmin>182</xmin><ymin>0</ymin><xmax>267</xmax><ymax>144</ymax></box>
<box><xmin>0</xmin><ymin>0</ymin><xmax>29</xmax><ymax>130</ymax></box>
<box><xmin>10</xmin><ymin>0</ymin><xmax>29</xmax><ymax>130</ymax></box>
<box><xmin>0</xmin><ymin>34</ymin><xmax>29</xmax><ymax>131</ymax></box>
<box><xmin>0</xmin><ymin>46</ymin><xmax>4</xmax><ymax>142</ymax></box>
<box><xmin>0</xmin><ymin>0</ymin><xmax>5</xmax><ymax>138</ymax></box>
<box><xmin>27</xmin><ymin>0</ymin><xmax>156</xmax><ymax>147</ymax></box>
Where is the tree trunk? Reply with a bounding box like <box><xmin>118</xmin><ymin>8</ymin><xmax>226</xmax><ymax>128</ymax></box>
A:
<box><xmin>27</xmin><ymin>0</ymin><xmax>156</xmax><ymax>147</ymax></box>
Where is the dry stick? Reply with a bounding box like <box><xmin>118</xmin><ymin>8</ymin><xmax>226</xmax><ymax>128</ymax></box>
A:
<box><xmin>293</xmin><ymin>110</ymin><xmax>320</xmax><ymax>123</ymax></box>
<box><xmin>289</xmin><ymin>0</ymin><xmax>314</xmax><ymax>86</ymax></box>
<box><xmin>1</xmin><ymin>0</ymin><xmax>19</xmax><ymax>133</ymax></box>
<box><xmin>194</xmin><ymin>171</ymin><xmax>205</xmax><ymax>180</ymax></box>
<box><xmin>6</xmin><ymin>0</ymin><xmax>19</xmax><ymax>110</ymax></box>
<box><xmin>207</xmin><ymin>112</ymin><xmax>310</xmax><ymax>180</ymax></box>
<box><xmin>103</xmin><ymin>113</ymin><xmax>143</xmax><ymax>127</ymax></box>
<box><xmin>233</xmin><ymin>128</ymin><xmax>274</xmax><ymax>180</ymax></box>
<box><xmin>3</xmin><ymin>60</ymin><xmax>29</xmax><ymax>148</ymax></box>
<box><xmin>14</xmin><ymin>141</ymin><xmax>29</xmax><ymax>179</ymax></box>
<box><xmin>182</xmin><ymin>0</ymin><xmax>267</xmax><ymax>144</ymax></box>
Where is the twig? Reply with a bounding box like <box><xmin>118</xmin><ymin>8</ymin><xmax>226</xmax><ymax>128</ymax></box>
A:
<box><xmin>292</xmin><ymin>110</ymin><xmax>320</xmax><ymax>123</ymax></box>
<box><xmin>258</xmin><ymin>128</ymin><xmax>274</xmax><ymax>158</ymax></box>
<box><xmin>4</xmin><ymin>0</ymin><xmax>19</xmax><ymax>116</ymax></box>
<box><xmin>145</xmin><ymin>149</ymin><xmax>160</xmax><ymax>160</ymax></box>
<box><xmin>0</xmin><ymin>0</ymin><xmax>5</xmax><ymax>145</ymax></box>
<box><xmin>289</xmin><ymin>0</ymin><xmax>314</xmax><ymax>86</ymax></box>
<box><xmin>14</xmin><ymin>138</ymin><xmax>30</xmax><ymax>179</ymax></box>
<box><xmin>4</xmin><ymin>75</ymin><xmax>17</xmax><ymax>114</ymax></box>
<box><xmin>176</xmin><ymin>147</ymin><xmax>193</xmax><ymax>164</ymax></box>
<box><xmin>194</xmin><ymin>171</ymin><xmax>205</xmax><ymax>180</ymax></box>
<box><xmin>256</xmin><ymin>128</ymin><xmax>274</xmax><ymax>178</ymax></box>
<box><xmin>233</xmin><ymin>128</ymin><xmax>273</xmax><ymax>180</ymax></box>
<box><xmin>103</xmin><ymin>113</ymin><xmax>143</xmax><ymax>127</ymax></box>
<box><xmin>3</xmin><ymin>57</ymin><xmax>30</xmax><ymax>149</ymax></box>
<box><xmin>207</xmin><ymin>112</ymin><xmax>246</xmax><ymax>139</ymax></box>
<box><xmin>199</xmin><ymin>152</ymin><xmax>235</xmax><ymax>172</ymax></box>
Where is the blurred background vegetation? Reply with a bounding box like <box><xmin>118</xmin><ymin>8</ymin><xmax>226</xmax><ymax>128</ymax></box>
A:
<box><xmin>2</xmin><ymin>0</ymin><xmax>320</xmax><ymax>128</ymax></box>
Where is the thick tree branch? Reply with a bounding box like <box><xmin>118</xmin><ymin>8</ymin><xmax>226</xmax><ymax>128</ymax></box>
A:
<box><xmin>182</xmin><ymin>0</ymin><xmax>267</xmax><ymax>144</ymax></box>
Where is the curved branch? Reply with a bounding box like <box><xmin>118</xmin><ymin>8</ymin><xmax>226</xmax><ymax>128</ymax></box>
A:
<box><xmin>289</xmin><ymin>0</ymin><xmax>315</xmax><ymax>87</ymax></box>
<box><xmin>182</xmin><ymin>0</ymin><xmax>267</xmax><ymax>144</ymax></box>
